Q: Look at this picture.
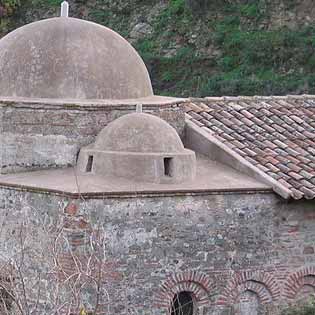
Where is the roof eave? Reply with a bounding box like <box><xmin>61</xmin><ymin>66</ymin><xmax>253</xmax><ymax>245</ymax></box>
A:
<box><xmin>185</xmin><ymin>119</ymin><xmax>293</xmax><ymax>200</ymax></box>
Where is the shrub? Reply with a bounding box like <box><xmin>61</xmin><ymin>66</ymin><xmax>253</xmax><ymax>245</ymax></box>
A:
<box><xmin>0</xmin><ymin>0</ymin><xmax>20</xmax><ymax>17</ymax></box>
<box><xmin>282</xmin><ymin>299</ymin><xmax>315</xmax><ymax>315</ymax></box>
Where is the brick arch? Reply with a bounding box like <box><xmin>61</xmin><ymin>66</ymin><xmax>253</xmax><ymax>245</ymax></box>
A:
<box><xmin>218</xmin><ymin>271</ymin><xmax>281</xmax><ymax>306</ymax></box>
<box><xmin>154</xmin><ymin>271</ymin><xmax>216</xmax><ymax>314</ymax></box>
<box><xmin>284</xmin><ymin>266</ymin><xmax>315</xmax><ymax>299</ymax></box>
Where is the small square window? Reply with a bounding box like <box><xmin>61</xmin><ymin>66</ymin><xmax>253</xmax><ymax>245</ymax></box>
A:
<box><xmin>164</xmin><ymin>157</ymin><xmax>174</xmax><ymax>177</ymax></box>
<box><xmin>86</xmin><ymin>155</ymin><xmax>94</xmax><ymax>172</ymax></box>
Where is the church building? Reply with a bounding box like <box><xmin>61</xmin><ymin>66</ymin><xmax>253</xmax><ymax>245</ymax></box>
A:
<box><xmin>0</xmin><ymin>3</ymin><xmax>314</xmax><ymax>315</ymax></box>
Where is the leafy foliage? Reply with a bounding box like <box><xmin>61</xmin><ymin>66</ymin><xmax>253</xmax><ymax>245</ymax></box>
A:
<box><xmin>31</xmin><ymin>0</ymin><xmax>62</xmax><ymax>7</ymax></box>
<box><xmin>2</xmin><ymin>0</ymin><xmax>315</xmax><ymax>97</ymax></box>
<box><xmin>0</xmin><ymin>0</ymin><xmax>20</xmax><ymax>35</ymax></box>
<box><xmin>0</xmin><ymin>0</ymin><xmax>20</xmax><ymax>16</ymax></box>
<box><xmin>281</xmin><ymin>299</ymin><xmax>315</xmax><ymax>315</ymax></box>
<box><xmin>141</xmin><ymin>0</ymin><xmax>315</xmax><ymax>96</ymax></box>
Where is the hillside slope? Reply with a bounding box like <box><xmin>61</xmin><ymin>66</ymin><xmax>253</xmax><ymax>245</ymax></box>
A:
<box><xmin>1</xmin><ymin>0</ymin><xmax>315</xmax><ymax>97</ymax></box>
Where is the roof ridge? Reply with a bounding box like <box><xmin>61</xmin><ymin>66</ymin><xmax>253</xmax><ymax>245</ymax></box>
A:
<box><xmin>198</xmin><ymin>94</ymin><xmax>315</xmax><ymax>102</ymax></box>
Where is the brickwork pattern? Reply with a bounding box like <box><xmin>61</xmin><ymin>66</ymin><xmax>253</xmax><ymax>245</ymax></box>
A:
<box><xmin>0</xmin><ymin>188</ymin><xmax>315</xmax><ymax>314</ymax></box>
<box><xmin>154</xmin><ymin>271</ymin><xmax>215</xmax><ymax>314</ymax></box>
<box><xmin>283</xmin><ymin>266</ymin><xmax>315</xmax><ymax>299</ymax></box>
<box><xmin>218</xmin><ymin>271</ymin><xmax>281</xmax><ymax>306</ymax></box>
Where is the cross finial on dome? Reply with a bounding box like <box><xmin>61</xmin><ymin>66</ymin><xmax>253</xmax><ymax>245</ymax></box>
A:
<box><xmin>61</xmin><ymin>1</ymin><xmax>69</xmax><ymax>17</ymax></box>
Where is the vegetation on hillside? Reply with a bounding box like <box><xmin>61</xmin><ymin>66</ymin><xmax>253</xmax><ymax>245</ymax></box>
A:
<box><xmin>281</xmin><ymin>299</ymin><xmax>315</xmax><ymax>315</ymax></box>
<box><xmin>0</xmin><ymin>0</ymin><xmax>20</xmax><ymax>34</ymax></box>
<box><xmin>1</xmin><ymin>0</ymin><xmax>315</xmax><ymax>97</ymax></box>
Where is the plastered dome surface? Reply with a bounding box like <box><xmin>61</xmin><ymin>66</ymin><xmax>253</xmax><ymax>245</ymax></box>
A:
<box><xmin>0</xmin><ymin>17</ymin><xmax>153</xmax><ymax>100</ymax></box>
<box><xmin>94</xmin><ymin>113</ymin><xmax>184</xmax><ymax>153</ymax></box>
<box><xmin>77</xmin><ymin>113</ymin><xmax>196</xmax><ymax>184</ymax></box>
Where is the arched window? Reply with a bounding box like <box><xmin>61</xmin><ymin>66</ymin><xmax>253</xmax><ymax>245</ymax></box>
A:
<box><xmin>171</xmin><ymin>291</ymin><xmax>194</xmax><ymax>315</ymax></box>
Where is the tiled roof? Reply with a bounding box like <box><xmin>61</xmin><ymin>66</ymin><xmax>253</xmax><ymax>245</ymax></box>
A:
<box><xmin>185</xmin><ymin>95</ymin><xmax>315</xmax><ymax>200</ymax></box>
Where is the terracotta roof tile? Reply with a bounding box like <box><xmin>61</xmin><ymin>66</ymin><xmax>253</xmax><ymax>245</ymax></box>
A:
<box><xmin>189</xmin><ymin>111</ymin><xmax>203</xmax><ymax>121</ymax></box>
<box><xmin>300</xmin><ymin>187</ymin><xmax>315</xmax><ymax>199</ymax></box>
<box><xmin>185</xmin><ymin>95</ymin><xmax>315</xmax><ymax>199</ymax></box>
<box><xmin>300</xmin><ymin>170</ymin><xmax>314</xmax><ymax>179</ymax></box>
<box><xmin>266</xmin><ymin>163</ymin><xmax>281</xmax><ymax>173</ymax></box>
<box><xmin>257</xmin><ymin>164</ymin><xmax>269</xmax><ymax>172</ymax></box>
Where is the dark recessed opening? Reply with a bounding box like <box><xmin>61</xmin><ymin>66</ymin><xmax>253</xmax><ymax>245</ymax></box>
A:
<box><xmin>0</xmin><ymin>278</ymin><xmax>13</xmax><ymax>313</ymax></box>
<box><xmin>86</xmin><ymin>155</ymin><xmax>94</xmax><ymax>172</ymax></box>
<box><xmin>171</xmin><ymin>291</ymin><xmax>194</xmax><ymax>315</ymax></box>
<box><xmin>164</xmin><ymin>157</ymin><xmax>174</xmax><ymax>177</ymax></box>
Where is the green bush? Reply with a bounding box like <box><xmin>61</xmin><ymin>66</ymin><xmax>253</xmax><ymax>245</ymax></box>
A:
<box><xmin>282</xmin><ymin>298</ymin><xmax>315</xmax><ymax>315</ymax></box>
<box><xmin>0</xmin><ymin>0</ymin><xmax>20</xmax><ymax>16</ymax></box>
<box><xmin>2</xmin><ymin>0</ymin><xmax>315</xmax><ymax>97</ymax></box>
<box><xmin>30</xmin><ymin>0</ymin><xmax>61</xmax><ymax>7</ymax></box>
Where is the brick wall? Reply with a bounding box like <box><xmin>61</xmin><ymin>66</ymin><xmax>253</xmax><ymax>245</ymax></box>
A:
<box><xmin>0</xmin><ymin>188</ymin><xmax>315</xmax><ymax>314</ymax></box>
<box><xmin>0</xmin><ymin>99</ymin><xmax>185</xmax><ymax>174</ymax></box>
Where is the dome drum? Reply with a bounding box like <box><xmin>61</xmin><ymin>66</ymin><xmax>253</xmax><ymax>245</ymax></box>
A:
<box><xmin>77</xmin><ymin>148</ymin><xmax>196</xmax><ymax>184</ymax></box>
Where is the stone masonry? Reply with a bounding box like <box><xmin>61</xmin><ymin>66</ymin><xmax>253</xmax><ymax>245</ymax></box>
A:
<box><xmin>1</xmin><ymin>10</ymin><xmax>315</xmax><ymax>315</ymax></box>
<box><xmin>0</xmin><ymin>98</ymin><xmax>185</xmax><ymax>174</ymax></box>
<box><xmin>1</xmin><ymin>186</ymin><xmax>315</xmax><ymax>315</ymax></box>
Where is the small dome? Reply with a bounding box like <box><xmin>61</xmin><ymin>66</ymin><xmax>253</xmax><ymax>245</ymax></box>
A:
<box><xmin>0</xmin><ymin>17</ymin><xmax>153</xmax><ymax>100</ymax></box>
<box><xmin>77</xmin><ymin>112</ymin><xmax>196</xmax><ymax>184</ymax></box>
<box><xmin>94</xmin><ymin>113</ymin><xmax>184</xmax><ymax>153</ymax></box>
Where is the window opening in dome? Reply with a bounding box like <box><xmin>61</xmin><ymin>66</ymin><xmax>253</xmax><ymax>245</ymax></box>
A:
<box><xmin>171</xmin><ymin>291</ymin><xmax>194</xmax><ymax>315</ymax></box>
<box><xmin>164</xmin><ymin>157</ymin><xmax>174</xmax><ymax>177</ymax></box>
<box><xmin>86</xmin><ymin>155</ymin><xmax>94</xmax><ymax>173</ymax></box>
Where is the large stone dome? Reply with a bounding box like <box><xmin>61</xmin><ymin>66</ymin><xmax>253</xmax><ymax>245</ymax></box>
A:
<box><xmin>94</xmin><ymin>113</ymin><xmax>184</xmax><ymax>153</ymax></box>
<box><xmin>0</xmin><ymin>17</ymin><xmax>153</xmax><ymax>100</ymax></box>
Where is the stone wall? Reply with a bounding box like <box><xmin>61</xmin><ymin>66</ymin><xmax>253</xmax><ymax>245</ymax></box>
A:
<box><xmin>1</xmin><ymin>186</ymin><xmax>315</xmax><ymax>314</ymax></box>
<box><xmin>0</xmin><ymin>98</ymin><xmax>185</xmax><ymax>174</ymax></box>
